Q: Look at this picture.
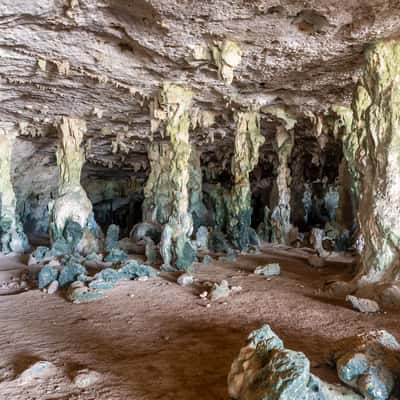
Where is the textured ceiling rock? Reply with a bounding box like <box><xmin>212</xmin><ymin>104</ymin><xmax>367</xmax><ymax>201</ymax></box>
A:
<box><xmin>2</xmin><ymin>0</ymin><xmax>400</xmax><ymax>169</ymax></box>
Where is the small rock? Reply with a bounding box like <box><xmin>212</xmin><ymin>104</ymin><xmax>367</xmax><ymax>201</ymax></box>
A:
<box><xmin>346</xmin><ymin>295</ymin><xmax>380</xmax><ymax>313</ymax></box>
<box><xmin>254</xmin><ymin>263</ymin><xmax>281</xmax><ymax>277</ymax></box>
<box><xmin>38</xmin><ymin>265</ymin><xmax>59</xmax><ymax>289</ymax></box>
<box><xmin>72</xmin><ymin>369</ymin><xmax>102</xmax><ymax>388</ymax></box>
<box><xmin>200</xmin><ymin>291</ymin><xmax>208</xmax><ymax>298</ymax></box>
<box><xmin>47</xmin><ymin>280</ymin><xmax>59</xmax><ymax>295</ymax></box>
<box><xmin>59</xmin><ymin>263</ymin><xmax>87</xmax><ymax>288</ymax></box>
<box><xmin>19</xmin><ymin>361</ymin><xmax>58</xmax><ymax>383</ymax></box>
<box><xmin>66</xmin><ymin>281</ymin><xmax>104</xmax><ymax>304</ymax></box>
<box><xmin>177</xmin><ymin>273</ymin><xmax>194</xmax><ymax>286</ymax></box>
<box><xmin>209</xmin><ymin>280</ymin><xmax>231</xmax><ymax>301</ymax></box>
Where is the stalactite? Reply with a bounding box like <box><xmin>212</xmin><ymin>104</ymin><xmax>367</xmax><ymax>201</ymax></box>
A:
<box><xmin>271</xmin><ymin>126</ymin><xmax>293</xmax><ymax>245</ymax></box>
<box><xmin>49</xmin><ymin>117</ymin><xmax>102</xmax><ymax>254</ymax></box>
<box><xmin>227</xmin><ymin>111</ymin><xmax>264</xmax><ymax>251</ymax></box>
<box><xmin>0</xmin><ymin>133</ymin><xmax>29</xmax><ymax>254</ymax></box>
<box><xmin>152</xmin><ymin>83</ymin><xmax>196</xmax><ymax>270</ymax></box>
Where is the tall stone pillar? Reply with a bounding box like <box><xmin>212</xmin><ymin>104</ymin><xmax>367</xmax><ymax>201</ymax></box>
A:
<box><xmin>151</xmin><ymin>83</ymin><xmax>195</xmax><ymax>270</ymax></box>
<box><xmin>0</xmin><ymin>132</ymin><xmax>29</xmax><ymax>254</ymax></box>
<box><xmin>227</xmin><ymin>111</ymin><xmax>264</xmax><ymax>251</ymax></box>
<box><xmin>271</xmin><ymin>126</ymin><xmax>293</xmax><ymax>244</ymax></box>
<box><xmin>49</xmin><ymin>117</ymin><xmax>101</xmax><ymax>254</ymax></box>
<box><xmin>142</xmin><ymin>142</ymin><xmax>172</xmax><ymax>225</ymax></box>
<box><xmin>351</xmin><ymin>40</ymin><xmax>400</xmax><ymax>286</ymax></box>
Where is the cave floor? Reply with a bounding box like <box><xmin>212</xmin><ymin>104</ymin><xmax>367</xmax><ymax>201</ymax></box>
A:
<box><xmin>0</xmin><ymin>246</ymin><xmax>399</xmax><ymax>400</ymax></box>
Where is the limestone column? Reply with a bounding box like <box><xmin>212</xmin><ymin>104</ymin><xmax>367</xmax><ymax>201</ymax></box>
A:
<box><xmin>49</xmin><ymin>117</ymin><xmax>101</xmax><ymax>254</ymax></box>
<box><xmin>271</xmin><ymin>126</ymin><xmax>293</xmax><ymax>244</ymax></box>
<box><xmin>0</xmin><ymin>132</ymin><xmax>29</xmax><ymax>254</ymax></box>
<box><xmin>351</xmin><ymin>40</ymin><xmax>400</xmax><ymax>286</ymax></box>
<box><xmin>142</xmin><ymin>142</ymin><xmax>172</xmax><ymax>225</ymax></box>
<box><xmin>227</xmin><ymin>111</ymin><xmax>264</xmax><ymax>251</ymax></box>
<box><xmin>152</xmin><ymin>83</ymin><xmax>195</xmax><ymax>270</ymax></box>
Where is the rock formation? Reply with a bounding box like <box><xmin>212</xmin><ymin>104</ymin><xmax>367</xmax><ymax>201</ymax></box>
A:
<box><xmin>49</xmin><ymin>117</ymin><xmax>101</xmax><ymax>255</ymax></box>
<box><xmin>0</xmin><ymin>132</ymin><xmax>29</xmax><ymax>254</ymax></box>
<box><xmin>351</xmin><ymin>41</ymin><xmax>400</xmax><ymax>288</ymax></box>
<box><xmin>227</xmin><ymin>111</ymin><xmax>264</xmax><ymax>251</ymax></box>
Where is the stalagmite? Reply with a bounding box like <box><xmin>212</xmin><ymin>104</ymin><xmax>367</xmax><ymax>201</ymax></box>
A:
<box><xmin>227</xmin><ymin>111</ymin><xmax>264</xmax><ymax>251</ymax></box>
<box><xmin>0</xmin><ymin>131</ymin><xmax>29</xmax><ymax>254</ymax></box>
<box><xmin>152</xmin><ymin>83</ymin><xmax>196</xmax><ymax>270</ymax></box>
<box><xmin>49</xmin><ymin>117</ymin><xmax>102</xmax><ymax>254</ymax></box>
<box><xmin>351</xmin><ymin>40</ymin><xmax>400</xmax><ymax>287</ymax></box>
<box><xmin>271</xmin><ymin>126</ymin><xmax>293</xmax><ymax>244</ymax></box>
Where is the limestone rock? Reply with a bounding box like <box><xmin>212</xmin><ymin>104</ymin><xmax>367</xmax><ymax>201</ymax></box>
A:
<box><xmin>72</xmin><ymin>369</ymin><xmax>103</xmax><ymax>388</ymax></box>
<box><xmin>254</xmin><ymin>263</ymin><xmax>281</xmax><ymax>277</ymax></box>
<box><xmin>66</xmin><ymin>281</ymin><xmax>104</xmax><ymax>304</ymax></box>
<box><xmin>209</xmin><ymin>280</ymin><xmax>231</xmax><ymax>301</ymax></box>
<box><xmin>104</xmin><ymin>224</ymin><xmax>120</xmax><ymax>253</ymax></box>
<box><xmin>346</xmin><ymin>295</ymin><xmax>380</xmax><ymax>313</ymax></box>
<box><xmin>38</xmin><ymin>265</ymin><xmax>59</xmax><ymax>289</ymax></box>
<box><xmin>58</xmin><ymin>263</ymin><xmax>87</xmax><ymax>288</ymax></box>
<box><xmin>177</xmin><ymin>273</ymin><xmax>194</xmax><ymax>286</ymax></box>
<box><xmin>19</xmin><ymin>361</ymin><xmax>58</xmax><ymax>383</ymax></box>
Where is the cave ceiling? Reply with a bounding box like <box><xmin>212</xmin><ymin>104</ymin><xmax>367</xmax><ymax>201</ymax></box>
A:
<box><xmin>1</xmin><ymin>0</ymin><xmax>400</xmax><ymax>170</ymax></box>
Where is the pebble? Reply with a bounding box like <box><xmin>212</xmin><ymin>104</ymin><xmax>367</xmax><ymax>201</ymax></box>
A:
<box><xmin>346</xmin><ymin>295</ymin><xmax>380</xmax><ymax>313</ymax></box>
<box><xmin>177</xmin><ymin>273</ymin><xmax>194</xmax><ymax>286</ymax></box>
<box><xmin>47</xmin><ymin>280</ymin><xmax>59</xmax><ymax>295</ymax></box>
<box><xmin>73</xmin><ymin>369</ymin><xmax>103</xmax><ymax>388</ymax></box>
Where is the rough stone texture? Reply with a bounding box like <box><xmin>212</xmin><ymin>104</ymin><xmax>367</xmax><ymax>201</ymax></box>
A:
<box><xmin>49</xmin><ymin>117</ymin><xmax>101</xmax><ymax>255</ymax></box>
<box><xmin>350</xmin><ymin>40</ymin><xmax>400</xmax><ymax>289</ymax></box>
<box><xmin>271</xmin><ymin>127</ymin><xmax>293</xmax><ymax>245</ymax></box>
<box><xmin>228</xmin><ymin>324</ymin><xmax>362</xmax><ymax>400</ymax></box>
<box><xmin>155</xmin><ymin>84</ymin><xmax>196</xmax><ymax>270</ymax></box>
<box><xmin>0</xmin><ymin>133</ymin><xmax>29</xmax><ymax>254</ymax></box>
<box><xmin>346</xmin><ymin>295</ymin><xmax>380</xmax><ymax>314</ymax></box>
<box><xmin>333</xmin><ymin>330</ymin><xmax>400</xmax><ymax>400</ymax></box>
<box><xmin>227</xmin><ymin>111</ymin><xmax>264</xmax><ymax>251</ymax></box>
<box><xmin>254</xmin><ymin>263</ymin><xmax>281</xmax><ymax>277</ymax></box>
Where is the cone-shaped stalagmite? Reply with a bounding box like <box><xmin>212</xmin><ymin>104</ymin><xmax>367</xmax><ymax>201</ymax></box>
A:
<box><xmin>49</xmin><ymin>117</ymin><xmax>101</xmax><ymax>254</ymax></box>
<box><xmin>227</xmin><ymin>111</ymin><xmax>264</xmax><ymax>251</ymax></box>
<box><xmin>351</xmin><ymin>40</ymin><xmax>400</xmax><ymax>286</ymax></box>
<box><xmin>152</xmin><ymin>83</ymin><xmax>196</xmax><ymax>270</ymax></box>
<box><xmin>0</xmin><ymin>132</ymin><xmax>29</xmax><ymax>254</ymax></box>
<box><xmin>271</xmin><ymin>126</ymin><xmax>293</xmax><ymax>244</ymax></box>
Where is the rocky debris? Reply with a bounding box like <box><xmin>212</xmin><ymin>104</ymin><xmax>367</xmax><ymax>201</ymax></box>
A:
<box><xmin>18</xmin><ymin>360</ymin><xmax>58</xmax><ymax>384</ymax></box>
<box><xmin>58</xmin><ymin>262</ymin><xmax>87</xmax><ymax>288</ymax></box>
<box><xmin>46</xmin><ymin>280</ymin><xmax>59</xmax><ymax>295</ymax></box>
<box><xmin>72</xmin><ymin>369</ymin><xmax>103</xmax><ymax>388</ymax></box>
<box><xmin>208</xmin><ymin>280</ymin><xmax>241</xmax><ymax>301</ymax></box>
<box><xmin>0</xmin><ymin>268</ymin><xmax>29</xmax><ymax>295</ymax></box>
<box><xmin>103</xmin><ymin>248</ymin><xmax>128</xmax><ymax>263</ymax></box>
<box><xmin>254</xmin><ymin>263</ymin><xmax>281</xmax><ymax>277</ymax></box>
<box><xmin>38</xmin><ymin>265</ymin><xmax>60</xmax><ymax>289</ymax></box>
<box><xmin>66</xmin><ymin>281</ymin><xmax>105</xmax><ymax>304</ymax></box>
<box><xmin>332</xmin><ymin>330</ymin><xmax>400</xmax><ymax>400</ymax></box>
<box><xmin>346</xmin><ymin>295</ymin><xmax>380</xmax><ymax>314</ymax></box>
<box><xmin>177</xmin><ymin>273</ymin><xmax>194</xmax><ymax>286</ymax></box>
<box><xmin>228</xmin><ymin>324</ymin><xmax>362</xmax><ymax>400</ymax></box>
<box><xmin>201</xmin><ymin>255</ymin><xmax>214</xmax><ymax>264</ymax></box>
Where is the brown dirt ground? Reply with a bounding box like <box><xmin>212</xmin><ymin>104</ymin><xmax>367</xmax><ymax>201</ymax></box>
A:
<box><xmin>0</xmin><ymin>245</ymin><xmax>399</xmax><ymax>400</ymax></box>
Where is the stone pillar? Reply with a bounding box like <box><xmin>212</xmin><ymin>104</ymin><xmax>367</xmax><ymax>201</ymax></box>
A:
<box><xmin>49</xmin><ymin>117</ymin><xmax>101</xmax><ymax>254</ymax></box>
<box><xmin>227</xmin><ymin>111</ymin><xmax>264</xmax><ymax>251</ymax></box>
<box><xmin>151</xmin><ymin>83</ymin><xmax>195</xmax><ymax>270</ymax></box>
<box><xmin>351</xmin><ymin>40</ymin><xmax>400</xmax><ymax>286</ymax></box>
<box><xmin>142</xmin><ymin>142</ymin><xmax>172</xmax><ymax>225</ymax></box>
<box><xmin>271</xmin><ymin>126</ymin><xmax>293</xmax><ymax>244</ymax></box>
<box><xmin>0</xmin><ymin>132</ymin><xmax>29</xmax><ymax>254</ymax></box>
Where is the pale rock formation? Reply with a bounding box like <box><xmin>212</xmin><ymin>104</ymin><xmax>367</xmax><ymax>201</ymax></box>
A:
<box><xmin>49</xmin><ymin>117</ymin><xmax>101</xmax><ymax>254</ymax></box>
<box><xmin>0</xmin><ymin>132</ymin><xmax>29</xmax><ymax>254</ymax></box>
<box><xmin>227</xmin><ymin>111</ymin><xmax>264</xmax><ymax>251</ymax></box>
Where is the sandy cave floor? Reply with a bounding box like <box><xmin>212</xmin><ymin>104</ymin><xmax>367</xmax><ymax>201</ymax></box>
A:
<box><xmin>0</xmin><ymin>246</ymin><xmax>399</xmax><ymax>400</ymax></box>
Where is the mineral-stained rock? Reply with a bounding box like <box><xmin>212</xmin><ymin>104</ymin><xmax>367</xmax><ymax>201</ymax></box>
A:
<box><xmin>18</xmin><ymin>360</ymin><xmax>58</xmax><ymax>384</ymax></box>
<box><xmin>209</xmin><ymin>280</ymin><xmax>231</xmax><ymax>301</ymax></box>
<box><xmin>254</xmin><ymin>263</ymin><xmax>281</xmax><ymax>277</ymax></box>
<box><xmin>208</xmin><ymin>230</ymin><xmax>230</xmax><ymax>254</ymax></box>
<box><xmin>66</xmin><ymin>281</ymin><xmax>104</xmax><ymax>304</ymax></box>
<box><xmin>202</xmin><ymin>255</ymin><xmax>214</xmax><ymax>264</ymax></box>
<box><xmin>346</xmin><ymin>295</ymin><xmax>380</xmax><ymax>314</ymax></box>
<box><xmin>103</xmin><ymin>248</ymin><xmax>128</xmax><ymax>263</ymax></box>
<box><xmin>104</xmin><ymin>224</ymin><xmax>120</xmax><ymax>253</ymax></box>
<box><xmin>47</xmin><ymin>280</ymin><xmax>59</xmax><ymax>295</ymax></box>
<box><xmin>228</xmin><ymin>324</ymin><xmax>362</xmax><ymax>400</ymax></box>
<box><xmin>130</xmin><ymin>222</ymin><xmax>162</xmax><ymax>244</ymax></box>
<box><xmin>195</xmin><ymin>226</ymin><xmax>209</xmax><ymax>250</ymax></box>
<box><xmin>72</xmin><ymin>369</ymin><xmax>103</xmax><ymax>388</ymax></box>
<box><xmin>38</xmin><ymin>265</ymin><xmax>59</xmax><ymax>289</ymax></box>
<box><xmin>177</xmin><ymin>273</ymin><xmax>194</xmax><ymax>286</ymax></box>
<box><xmin>118</xmin><ymin>260</ymin><xmax>159</xmax><ymax>280</ymax></box>
<box><xmin>48</xmin><ymin>117</ymin><xmax>102</xmax><ymax>256</ymax></box>
<box><xmin>227</xmin><ymin>111</ymin><xmax>264</xmax><ymax>252</ymax></box>
<box><xmin>333</xmin><ymin>330</ymin><xmax>400</xmax><ymax>400</ymax></box>
<box><xmin>257</xmin><ymin>206</ymin><xmax>272</xmax><ymax>243</ymax></box>
<box><xmin>58</xmin><ymin>262</ymin><xmax>87</xmax><ymax>288</ymax></box>
<box><xmin>0</xmin><ymin>133</ymin><xmax>29</xmax><ymax>254</ymax></box>
<box><xmin>144</xmin><ymin>237</ymin><xmax>159</xmax><ymax>263</ymax></box>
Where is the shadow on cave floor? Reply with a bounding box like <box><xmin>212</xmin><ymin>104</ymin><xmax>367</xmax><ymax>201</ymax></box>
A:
<box><xmin>0</xmin><ymin>250</ymin><xmax>398</xmax><ymax>399</ymax></box>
